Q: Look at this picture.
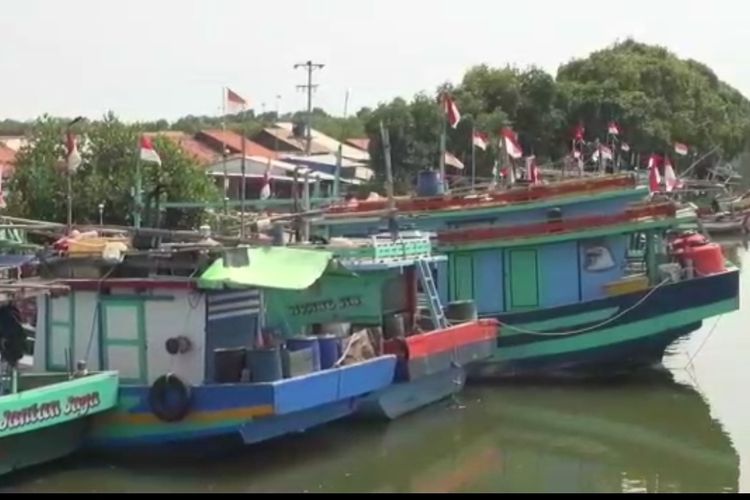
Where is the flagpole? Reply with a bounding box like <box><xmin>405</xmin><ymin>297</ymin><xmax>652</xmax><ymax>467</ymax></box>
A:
<box><xmin>439</xmin><ymin>97</ymin><xmax>447</xmax><ymax>193</ymax></box>
<box><xmin>221</xmin><ymin>87</ymin><xmax>228</xmax><ymax>221</ymax></box>
<box><xmin>134</xmin><ymin>145</ymin><xmax>142</xmax><ymax>229</ymax></box>
<box><xmin>67</xmin><ymin>171</ymin><xmax>73</xmax><ymax>232</ymax></box>
<box><xmin>471</xmin><ymin>124</ymin><xmax>476</xmax><ymax>189</ymax></box>
<box><xmin>240</xmin><ymin>116</ymin><xmax>247</xmax><ymax>240</ymax></box>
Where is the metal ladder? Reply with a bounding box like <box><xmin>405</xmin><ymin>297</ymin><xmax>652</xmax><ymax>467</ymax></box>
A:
<box><xmin>415</xmin><ymin>258</ymin><xmax>448</xmax><ymax>330</ymax></box>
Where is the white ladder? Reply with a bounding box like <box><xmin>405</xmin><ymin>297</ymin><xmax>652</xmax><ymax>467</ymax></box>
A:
<box><xmin>415</xmin><ymin>258</ymin><xmax>448</xmax><ymax>330</ymax></box>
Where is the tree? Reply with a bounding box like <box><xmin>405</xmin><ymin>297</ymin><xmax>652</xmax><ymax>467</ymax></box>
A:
<box><xmin>7</xmin><ymin>113</ymin><xmax>219</xmax><ymax>229</ymax></box>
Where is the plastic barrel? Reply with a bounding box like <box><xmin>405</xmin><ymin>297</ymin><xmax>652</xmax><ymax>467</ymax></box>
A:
<box><xmin>213</xmin><ymin>347</ymin><xmax>247</xmax><ymax>383</ymax></box>
<box><xmin>285</xmin><ymin>337</ymin><xmax>321</xmax><ymax>371</ymax></box>
<box><xmin>317</xmin><ymin>335</ymin><xmax>343</xmax><ymax>369</ymax></box>
<box><xmin>383</xmin><ymin>313</ymin><xmax>406</xmax><ymax>340</ymax></box>
<box><xmin>445</xmin><ymin>300</ymin><xmax>478</xmax><ymax>323</ymax></box>
<box><xmin>247</xmin><ymin>347</ymin><xmax>283</xmax><ymax>383</ymax></box>
<box><xmin>416</xmin><ymin>170</ymin><xmax>444</xmax><ymax>198</ymax></box>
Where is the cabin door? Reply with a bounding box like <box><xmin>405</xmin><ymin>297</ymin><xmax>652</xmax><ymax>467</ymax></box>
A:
<box><xmin>506</xmin><ymin>248</ymin><xmax>540</xmax><ymax>311</ymax></box>
<box><xmin>450</xmin><ymin>253</ymin><xmax>475</xmax><ymax>302</ymax></box>
<box><xmin>100</xmin><ymin>298</ymin><xmax>148</xmax><ymax>384</ymax></box>
<box><xmin>45</xmin><ymin>294</ymin><xmax>75</xmax><ymax>371</ymax></box>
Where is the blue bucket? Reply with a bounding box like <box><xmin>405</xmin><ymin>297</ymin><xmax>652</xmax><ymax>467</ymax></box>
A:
<box><xmin>285</xmin><ymin>337</ymin><xmax>321</xmax><ymax>371</ymax></box>
<box><xmin>416</xmin><ymin>169</ymin><xmax>444</xmax><ymax>197</ymax></box>
<box><xmin>317</xmin><ymin>335</ymin><xmax>343</xmax><ymax>369</ymax></box>
<box><xmin>247</xmin><ymin>347</ymin><xmax>283</xmax><ymax>383</ymax></box>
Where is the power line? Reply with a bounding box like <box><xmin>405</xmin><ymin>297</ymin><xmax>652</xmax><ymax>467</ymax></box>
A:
<box><xmin>294</xmin><ymin>60</ymin><xmax>325</xmax><ymax>156</ymax></box>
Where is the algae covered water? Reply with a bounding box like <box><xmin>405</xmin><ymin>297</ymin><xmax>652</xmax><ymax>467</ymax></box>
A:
<box><xmin>3</xmin><ymin>245</ymin><xmax>749</xmax><ymax>493</ymax></box>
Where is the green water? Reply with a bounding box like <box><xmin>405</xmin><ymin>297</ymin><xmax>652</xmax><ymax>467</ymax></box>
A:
<box><xmin>3</xmin><ymin>246</ymin><xmax>749</xmax><ymax>493</ymax></box>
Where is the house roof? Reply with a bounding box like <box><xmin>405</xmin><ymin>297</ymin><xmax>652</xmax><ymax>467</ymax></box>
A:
<box><xmin>205</xmin><ymin>156</ymin><xmax>359</xmax><ymax>184</ymax></box>
<box><xmin>144</xmin><ymin>131</ymin><xmax>219</xmax><ymax>166</ymax></box>
<box><xmin>346</xmin><ymin>138</ymin><xmax>370</xmax><ymax>152</ymax></box>
<box><xmin>197</xmin><ymin>129</ymin><xmax>277</xmax><ymax>159</ymax></box>
<box><xmin>0</xmin><ymin>144</ymin><xmax>17</xmax><ymax>176</ymax></box>
<box><xmin>274</xmin><ymin>122</ymin><xmax>370</xmax><ymax>162</ymax></box>
<box><xmin>256</xmin><ymin>127</ymin><xmax>330</xmax><ymax>155</ymax></box>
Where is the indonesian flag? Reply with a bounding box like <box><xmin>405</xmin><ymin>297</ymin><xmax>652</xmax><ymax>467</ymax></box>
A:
<box><xmin>226</xmin><ymin>88</ymin><xmax>248</xmax><ymax>114</ymax></box>
<box><xmin>501</xmin><ymin>127</ymin><xmax>523</xmax><ymax>159</ymax></box>
<box><xmin>621</xmin><ymin>142</ymin><xmax>631</xmax><ymax>152</ymax></box>
<box><xmin>65</xmin><ymin>131</ymin><xmax>82</xmax><ymax>173</ymax></box>
<box><xmin>444</xmin><ymin>152</ymin><xmax>465</xmax><ymax>170</ymax></box>
<box><xmin>647</xmin><ymin>154</ymin><xmax>663</xmax><ymax>193</ymax></box>
<box><xmin>663</xmin><ymin>157</ymin><xmax>682</xmax><ymax>192</ymax></box>
<box><xmin>607</xmin><ymin>122</ymin><xmax>620</xmax><ymax>135</ymax></box>
<box><xmin>472</xmin><ymin>131</ymin><xmax>489</xmax><ymax>151</ymax></box>
<box><xmin>259</xmin><ymin>158</ymin><xmax>272</xmax><ymax>200</ymax></box>
<box><xmin>139</xmin><ymin>136</ymin><xmax>161</xmax><ymax>165</ymax></box>
<box><xmin>592</xmin><ymin>144</ymin><xmax>613</xmax><ymax>162</ymax></box>
<box><xmin>674</xmin><ymin>142</ymin><xmax>688</xmax><ymax>156</ymax></box>
<box><xmin>526</xmin><ymin>156</ymin><xmax>541</xmax><ymax>185</ymax></box>
<box><xmin>573</xmin><ymin>123</ymin><xmax>585</xmax><ymax>141</ymax></box>
<box><xmin>441</xmin><ymin>94</ymin><xmax>461</xmax><ymax>129</ymax></box>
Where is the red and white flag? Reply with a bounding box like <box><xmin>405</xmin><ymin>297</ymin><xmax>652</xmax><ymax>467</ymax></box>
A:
<box><xmin>501</xmin><ymin>127</ymin><xmax>523</xmax><ymax>159</ymax></box>
<box><xmin>441</xmin><ymin>94</ymin><xmax>461</xmax><ymax>129</ymax></box>
<box><xmin>593</xmin><ymin>144</ymin><xmax>613</xmax><ymax>161</ymax></box>
<box><xmin>226</xmin><ymin>88</ymin><xmax>248</xmax><ymax>114</ymax></box>
<box><xmin>620</xmin><ymin>142</ymin><xmax>631</xmax><ymax>152</ymax></box>
<box><xmin>663</xmin><ymin>157</ymin><xmax>682</xmax><ymax>192</ymax></box>
<box><xmin>674</xmin><ymin>142</ymin><xmax>688</xmax><ymax>156</ymax></box>
<box><xmin>526</xmin><ymin>156</ymin><xmax>541</xmax><ymax>185</ymax></box>
<box><xmin>647</xmin><ymin>154</ymin><xmax>663</xmax><ymax>194</ymax></box>
<box><xmin>607</xmin><ymin>122</ymin><xmax>620</xmax><ymax>135</ymax></box>
<box><xmin>572</xmin><ymin>123</ymin><xmax>585</xmax><ymax>141</ymax></box>
<box><xmin>140</xmin><ymin>136</ymin><xmax>162</xmax><ymax>165</ymax></box>
<box><xmin>472</xmin><ymin>131</ymin><xmax>489</xmax><ymax>151</ymax></box>
<box><xmin>444</xmin><ymin>152</ymin><xmax>465</xmax><ymax>170</ymax></box>
<box><xmin>259</xmin><ymin>158</ymin><xmax>272</xmax><ymax>200</ymax></box>
<box><xmin>65</xmin><ymin>131</ymin><xmax>82</xmax><ymax>173</ymax></box>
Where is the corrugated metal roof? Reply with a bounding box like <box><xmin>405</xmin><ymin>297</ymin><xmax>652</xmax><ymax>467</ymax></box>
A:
<box><xmin>275</xmin><ymin>122</ymin><xmax>370</xmax><ymax>162</ymax></box>
<box><xmin>346</xmin><ymin>138</ymin><xmax>370</xmax><ymax>152</ymax></box>
<box><xmin>197</xmin><ymin>129</ymin><xmax>277</xmax><ymax>159</ymax></box>
<box><xmin>205</xmin><ymin>156</ymin><xmax>359</xmax><ymax>184</ymax></box>
<box><xmin>144</xmin><ymin>131</ymin><xmax>219</xmax><ymax>166</ymax></box>
<box><xmin>256</xmin><ymin>127</ymin><xmax>330</xmax><ymax>155</ymax></box>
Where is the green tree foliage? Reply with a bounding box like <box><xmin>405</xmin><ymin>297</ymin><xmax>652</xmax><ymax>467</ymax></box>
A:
<box><xmin>7</xmin><ymin>113</ymin><xmax>219</xmax><ymax>229</ymax></box>
<box><xmin>363</xmin><ymin>39</ymin><xmax>750</xmax><ymax>184</ymax></box>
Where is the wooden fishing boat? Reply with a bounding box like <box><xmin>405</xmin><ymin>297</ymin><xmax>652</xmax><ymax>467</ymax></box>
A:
<box><xmin>30</xmin><ymin>232</ymin><xmax>496</xmax><ymax>452</ymax></box>
<box><xmin>0</xmin><ymin>282</ymin><xmax>119</xmax><ymax>476</ymax></box>
<box><xmin>431</xmin><ymin>200</ymin><xmax>739</xmax><ymax>379</ymax></box>
<box><xmin>315</xmin><ymin>173</ymin><xmax>646</xmax><ymax>237</ymax></box>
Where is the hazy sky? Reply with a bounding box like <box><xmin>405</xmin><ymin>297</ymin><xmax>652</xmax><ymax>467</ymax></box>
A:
<box><xmin>2</xmin><ymin>0</ymin><xmax>748</xmax><ymax>122</ymax></box>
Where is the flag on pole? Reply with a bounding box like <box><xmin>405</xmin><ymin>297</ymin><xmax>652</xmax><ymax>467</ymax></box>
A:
<box><xmin>573</xmin><ymin>123</ymin><xmax>585</xmax><ymax>141</ymax></box>
<box><xmin>441</xmin><ymin>94</ymin><xmax>461</xmax><ymax>129</ymax></box>
<box><xmin>607</xmin><ymin>122</ymin><xmax>620</xmax><ymax>135</ymax></box>
<box><xmin>139</xmin><ymin>136</ymin><xmax>162</xmax><ymax>165</ymax></box>
<box><xmin>65</xmin><ymin>131</ymin><xmax>82</xmax><ymax>173</ymax></box>
<box><xmin>444</xmin><ymin>152</ymin><xmax>465</xmax><ymax>170</ymax></box>
<box><xmin>260</xmin><ymin>158</ymin><xmax>272</xmax><ymax>200</ymax></box>
<box><xmin>472</xmin><ymin>131</ymin><xmax>489</xmax><ymax>151</ymax></box>
<box><xmin>592</xmin><ymin>144</ymin><xmax>613</xmax><ymax>162</ymax></box>
<box><xmin>226</xmin><ymin>88</ymin><xmax>248</xmax><ymax>114</ymax></box>
<box><xmin>674</xmin><ymin>142</ymin><xmax>689</xmax><ymax>156</ymax></box>
<box><xmin>501</xmin><ymin>127</ymin><xmax>523</xmax><ymax>159</ymax></box>
<box><xmin>647</xmin><ymin>154</ymin><xmax>663</xmax><ymax>194</ymax></box>
<box><xmin>620</xmin><ymin>142</ymin><xmax>631</xmax><ymax>152</ymax></box>
<box><xmin>664</xmin><ymin>157</ymin><xmax>682</xmax><ymax>192</ymax></box>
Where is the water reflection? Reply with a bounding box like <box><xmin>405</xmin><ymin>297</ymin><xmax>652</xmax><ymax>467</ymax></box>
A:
<box><xmin>3</xmin><ymin>369</ymin><xmax>737</xmax><ymax>493</ymax></box>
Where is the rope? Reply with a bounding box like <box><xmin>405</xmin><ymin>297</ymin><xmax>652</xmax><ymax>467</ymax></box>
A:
<box><xmin>493</xmin><ymin>277</ymin><xmax>672</xmax><ymax>337</ymax></box>
<box><xmin>686</xmin><ymin>315</ymin><xmax>723</xmax><ymax>367</ymax></box>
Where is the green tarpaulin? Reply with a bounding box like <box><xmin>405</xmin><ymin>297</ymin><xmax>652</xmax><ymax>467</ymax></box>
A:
<box><xmin>197</xmin><ymin>247</ymin><xmax>336</xmax><ymax>291</ymax></box>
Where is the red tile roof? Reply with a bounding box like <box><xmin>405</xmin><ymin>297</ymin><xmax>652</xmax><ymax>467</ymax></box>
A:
<box><xmin>145</xmin><ymin>132</ymin><xmax>220</xmax><ymax>166</ymax></box>
<box><xmin>346</xmin><ymin>138</ymin><xmax>370</xmax><ymax>152</ymax></box>
<box><xmin>197</xmin><ymin>129</ymin><xmax>277</xmax><ymax>159</ymax></box>
<box><xmin>0</xmin><ymin>144</ymin><xmax>16</xmax><ymax>176</ymax></box>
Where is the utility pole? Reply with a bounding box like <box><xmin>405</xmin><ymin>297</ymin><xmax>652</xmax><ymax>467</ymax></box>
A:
<box><xmin>294</xmin><ymin>60</ymin><xmax>325</xmax><ymax>156</ymax></box>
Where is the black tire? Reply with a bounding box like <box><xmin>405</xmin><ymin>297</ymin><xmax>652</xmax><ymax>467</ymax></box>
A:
<box><xmin>148</xmin><ymin>374</ymin><xmax>192</xmax><ymax>423</ymax></box>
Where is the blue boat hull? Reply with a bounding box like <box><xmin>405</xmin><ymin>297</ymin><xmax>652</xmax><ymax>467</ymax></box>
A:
<box><xmin>353</xmin><ymin>366</ymin><xmax>466</xmax><ymax>420</ymax></box>
<box><xmin>468</xmin><ymin>270</ymin><xmax>740</xmax><ymax>380</ymax></box>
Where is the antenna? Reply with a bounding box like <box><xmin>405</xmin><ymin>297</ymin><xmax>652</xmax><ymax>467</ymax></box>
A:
<box><xmin>294</xmin><ymin>60</ymin><xmax>325</xmax><ymax>156</ymax></box>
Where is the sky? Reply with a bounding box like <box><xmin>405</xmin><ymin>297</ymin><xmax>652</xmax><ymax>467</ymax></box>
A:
<box><xmin>2</xmin><ymin>0</ymin><xmax>749</xmax><ymax>122</ymax></box>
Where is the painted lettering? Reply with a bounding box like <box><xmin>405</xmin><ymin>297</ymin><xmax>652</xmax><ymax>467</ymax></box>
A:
<box><xmin>288</xmin><ymin>295</ymin><xmax>363</xmax><ymax>317</ymax></box>
<box><xmin>0</xmin><ymin>392</ymin><xmax>98</xmax><ymax>433</ymax></box>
